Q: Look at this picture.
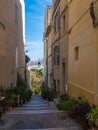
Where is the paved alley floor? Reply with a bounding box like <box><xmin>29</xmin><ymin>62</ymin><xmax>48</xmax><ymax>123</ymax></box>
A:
<box><xmin>0</xmin><ymin>95</ymin><xmax>82</xmax><ymax>130</ymax></box>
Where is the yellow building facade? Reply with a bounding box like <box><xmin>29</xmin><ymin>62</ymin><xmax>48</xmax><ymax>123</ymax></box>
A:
<box><xmin>0</xmin><ymin>0</ymin><xmax>25</xmax><ymax>88</ymax></box>
<box><xmin>68</xmin><ymin>0</ymin><xmax>98</xmax><ymax>105</ymax></box>
<box><xmin>44</xmin><ymin>0</ymin><xmax>98</xmax><ymax>105</ymax></box>
<box><xmin>52</xmin><ymin>0</ymin><xmax>68</xmax><ymax>94</ymax></box>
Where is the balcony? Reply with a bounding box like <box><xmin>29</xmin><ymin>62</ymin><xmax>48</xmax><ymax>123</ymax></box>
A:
<box><xmin>43</xmin><ymin>24</ymin><xmax>51</xmax><ymax>39</ymax></box>
<box><xmin>53</xmin><ymin>0</ymin><xmax>60</xmax><ymax>15</ymax></box>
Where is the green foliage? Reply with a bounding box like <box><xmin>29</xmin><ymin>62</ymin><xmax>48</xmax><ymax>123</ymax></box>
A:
<box><xmin>17</xmin><ymin>72</ymin><xmax>25</xmax><ymax>86</ymax></box>
<box><xmin>57</xmin><ymin>95</ymin><xmax>98</xmax><ymax>129</ymax></box>
<box><xmin>41</xmin><ymin>84</ymin><xmax>57</xmax><ymax>101</ymax></box>
<box><xmin>86</xmin><ymin>106</ymin><xmax>98</xmax><ymax>126</ymax></box>
<box><xmin>6</xmin><ymin>86</ymin><xmax>32</xmax><ymax>107</ymax></box>
<box><xmin>41</xmin><ymin>85</ymin><xmax>49</xmax><ymax>99</ymax></box>
<box><xmin>57</xmin><ymin>96</ymin><xmax>89</xmax><ymax>114</ymax></box>
<box><xmin>36</xmin><ymin>69</ymin><xmax>43</xmax><ymax>77</ymax></box>
<box><xmin>47</xmin><ymin>88</ymin><xmax>57</xmax><ymax>101</ymax></box>
<box><xmin>57</xmin><ymin>96</ymin><xmax>77</xmax><ymax>112</ymax></box>
<box><xmin>31</xmin><ymin>69</ymin><xmax>43</xmax><ymax>88</ymax></box>
<box><xmin>60</xmin><ymin>94</ymin><xmax>70</xmax><ymax>100</ymax></box>
<box><xmin>5</xmin><ymin>73</ymin><xmax>32</xmax><ymax>107</ymax></box>
<box><xmin>75</xmin><ymin>96</ymin><xmax>88</xmax><ymax>104</ymax></box>
<box><xmin>31</xmin><ymin>86</ymin><xmax>41</xmax><ymax>94</ymax></box>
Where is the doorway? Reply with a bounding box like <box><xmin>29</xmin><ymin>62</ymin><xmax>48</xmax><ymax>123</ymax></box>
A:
<box><xmin>62</xmin><ymin>62</ymin><xmax>66</xmax><ymax>93</ymax></box>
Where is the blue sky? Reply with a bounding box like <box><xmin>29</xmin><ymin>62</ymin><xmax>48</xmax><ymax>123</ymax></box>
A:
<box><xmin>25</xmin><ymin>0</ymin><xmax>52</xmax><ymax>61</ymax></box>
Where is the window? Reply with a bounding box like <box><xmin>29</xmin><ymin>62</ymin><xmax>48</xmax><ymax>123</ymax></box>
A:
<box><xmin>54</xmin><ymin>44</ymin><xmax>60</xmax><ymax>65</ymax></box>
<box><xmin>63</xmin><ymin>15</ymin><xmax>66</xmax><ymax>32</ymax></box>
<box><xmin>54</xmin><ymin>9</ymin><xmax>60</xmax><ymax>32</ymax></box>
<box><xmin>74</xmin><ymin>47</ymin><xmax>79</xmax><ymax>61</ymax></box>
<box><xmin>54</xmin><ymin>46</ymin><xmax>57</xmax><ymax>64</ymax></box>
<box><xmin>57</xmin><ymin>45</ymin><xmax>60</xmax><ymax>64</ymax></box>
<box><xmin>15</xmin><ymin>4</ymin><xmax>18</xmax><ymax>24</ymax></box>
<box><xmin>16</xmin><ymin>47</ymin><xmax>18</xmax><ymax>68</ymax></box>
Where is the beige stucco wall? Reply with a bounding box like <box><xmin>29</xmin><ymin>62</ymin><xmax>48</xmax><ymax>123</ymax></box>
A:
<box><xmin>0</xmin><ymin>0</ymin><xmax>25</xmax><ymax>88</ymax></box>
<box><xmin>16</xmin><ymin>0</ymin><xmax>25</xmax><ymax>80</ymax></box>
<box><xmin>68</xmin><ymin>0</ymin><xmax>98</xmax><ymax>105</ymax></box>
<box><xmin>44</xmin><ymin>6</ymin><xmax>52</xmax><ymax>87</ymax></box>
<box><xmin>48</xmin><ymin>33</ymin><xmax>52</xmax><ymax>88</ymax></box>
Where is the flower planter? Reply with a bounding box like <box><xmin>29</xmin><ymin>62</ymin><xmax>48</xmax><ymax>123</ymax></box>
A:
<box><xmin>79</xmin><ymin>119</ymin><xmax>90</xmax><ymax>130</ymax></box>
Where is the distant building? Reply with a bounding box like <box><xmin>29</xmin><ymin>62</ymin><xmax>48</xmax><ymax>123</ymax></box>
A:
<box><xmin>26</xmin><ymin>59</ymin><xmax>44</xmax><ymax>87</ymax></box>
<box><xmin>0</xmin><ymin>0</ymin><xmax>25</xmax><ymax>87</ymax></box>
<box><xmin>27</xmin><ymin>59</ymin><xmax>44</xmax><ymax>71</ymax></box>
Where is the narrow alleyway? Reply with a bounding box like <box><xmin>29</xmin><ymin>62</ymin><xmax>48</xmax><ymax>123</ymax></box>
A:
<box><xmin>0</xmin><ymin>95</ymin><xmax>82</xmax><ymax>130</ymax></box>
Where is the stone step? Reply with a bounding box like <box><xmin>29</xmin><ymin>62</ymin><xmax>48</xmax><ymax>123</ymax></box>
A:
<box><xmin>29</xmin><ymin>99</ymin><xmax>47</xmax><ymax>101</ymax></box>
<box><xmin>36</xmin><ymin>127</ymin><xmax>80</xmax><ymax>130</ymax></box>
<box><xmin>27</xmin><ymin>101</ymin><xmax>47</xmax><ymax>103</ymax></box>
<box><xmin>13</xmin><ymin>107</ymin><xmax>57</xmax><ymax>110</ymax></box>
<box><xmin>23</xmin><ymin>104</ymin><xmax>49</xmax><ymax>107</ymax></box>
<box><xmin>0</xmin><ymin>95</ymin><xmax>82</xmax><ymax>130</ymax></box>
<box><xmin>0</xmin><ymin>127</ymin><xmax>80</xmax><ymax>130</ymax></box>
<box><xmin>24</xmin><ymin>103</ymin><xmax>49</xmax><ymax>105</ymax></box>
<box><xmin>5</xmin><ymin>109</ymin><xmax>62</xmax><ymax>115</ymax></box>
<box><xmin>22</xmin><ymin>104</ymin><xmax>49</xmax><ymax>107</ymax></box>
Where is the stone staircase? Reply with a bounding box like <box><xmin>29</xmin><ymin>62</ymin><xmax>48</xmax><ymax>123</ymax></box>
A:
<box><xmin>0</xmin><ymin>95</ymin><xmax>82</xmax><ymax>130</ymax></box>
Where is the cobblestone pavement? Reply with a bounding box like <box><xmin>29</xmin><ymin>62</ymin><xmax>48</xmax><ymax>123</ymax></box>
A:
<box><xmin>0</xmin><ymin>95</ymin><xmax>83</xmax><ymax>130</ymax></box>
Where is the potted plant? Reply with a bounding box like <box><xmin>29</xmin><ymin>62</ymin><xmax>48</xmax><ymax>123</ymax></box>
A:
<box><xmin>86</xmin><ymin>106</ymin><xmax>98</xmax><ymax>130</ymax></box>
<box><xmin>72</xmin><ymin>97</ymin><xmax>91</xmax><ymax>129</ymax></box>
<box><xmin>47</xmin><ymin>88</ymin><xmax>57</xmax><ymax>101</ymax></box>
<box><xmin>47</xmin><ymin>89</ymin><xmax>54</xmax><ymax>101</ymax></box>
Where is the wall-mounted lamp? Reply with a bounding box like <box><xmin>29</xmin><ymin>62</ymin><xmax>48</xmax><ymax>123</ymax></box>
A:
<box><xmin>90</xmin><ymin>2</ymin><xmax>98</xmax><ymax>27</ymax></box>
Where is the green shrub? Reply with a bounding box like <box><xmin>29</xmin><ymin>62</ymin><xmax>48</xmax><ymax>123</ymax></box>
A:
<box><xmin>57</xmin><ymin>96</ymin><xmax>76</xmax><ymax>112</ymax></box>
<box><xmin>57</xmin><ymin>96</ymin><xmax>86</xmax><ymax>113</ymax></box>
<box><xmin>5</xmin><ymin>86</ymin><xmax>32</xmax><ymax>107</ymax></box>
<box><xmin>47</xmin><ymin>88</ymin><xmax>57</xmax><ymax>101</ymax></box>
<box><xmin>41</xmin><ymin>85</ymin><xmax>57</xmax><ymax>101</ymax></box>
<box><xmin>60</xmin><ymin>94</ymin><xmax>70</xmax><ymax>100</ymax></box>
<box><xmin>75</xmin><ymin>96</ymin><xmax>88</xmax><ymax>104</ymax></box>
<box><xmin>31</xmin><ymin>86</ymin><xmax>41</xmax><ymax>94</ymax></box>
<box><xmin>86</xmin><ymin>106</ymin><xmax>98</xmax><ymax>126</ymax></box>
<box><xmin>41</xmin><ymin>85</ymin><xmax>49</xmax><ymax>99</ymax></box>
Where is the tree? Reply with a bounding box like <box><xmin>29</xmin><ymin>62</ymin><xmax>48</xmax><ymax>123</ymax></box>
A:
<box><xmin>36</xmin><ymin>69</ymin><xmax>43</xmax><ymax>77</ymax></box>
<box><xmin>25</xmin><ymin>55</ymin><xmax>30</xmax><ymax>63</ymax></box>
